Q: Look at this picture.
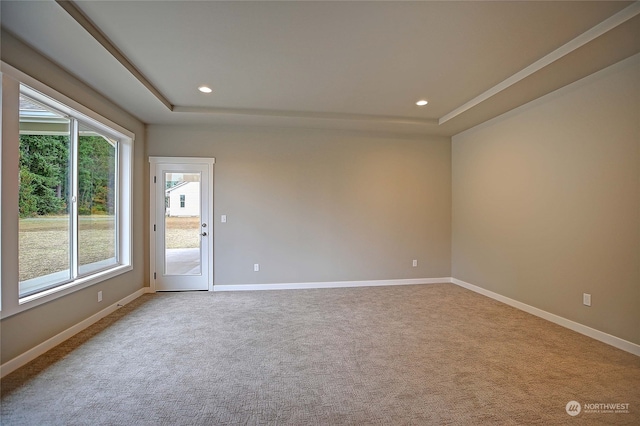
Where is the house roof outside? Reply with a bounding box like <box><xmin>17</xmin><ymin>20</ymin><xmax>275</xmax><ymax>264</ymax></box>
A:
<box><xmin>165</xmin><ymin>181</ymin><xmax>192</xmax><ymax>194</ymax></box>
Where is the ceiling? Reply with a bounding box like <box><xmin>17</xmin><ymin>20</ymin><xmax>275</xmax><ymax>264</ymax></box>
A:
<box><xmin>2</xmin><ymin>0</ymin><xmax>639</xmax><ymax>136</ymax></box>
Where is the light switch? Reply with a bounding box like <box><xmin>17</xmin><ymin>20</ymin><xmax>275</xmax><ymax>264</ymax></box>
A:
<box><xmin>221</xmin><ymin>215</ymin><xmax>227</xmax><ymax>223</ymax></box>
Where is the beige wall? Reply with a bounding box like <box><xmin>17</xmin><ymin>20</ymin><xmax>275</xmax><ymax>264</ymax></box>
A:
<box><xmin>1</xmin><ymin>32</ymin><xmax>147</xmax><ymax>363</ymax></box>
<box><xmin>148</xmin><ymin>126</ymin><xmax>452</xmax><ymax>285</ymax></box>
<box><xmin>452</xmin><ymin>54</ymin><xmax>640</xmax><ymax>345</ymax></box>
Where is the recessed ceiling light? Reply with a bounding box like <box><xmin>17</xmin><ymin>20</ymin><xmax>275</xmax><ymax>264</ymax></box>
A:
<box><xmin>198</xmin><ymin>86</ymin><xmax>213</xmax><ymax>94</ymax></box>
<box><xmin>416</xmin><ymin>100</ymin><xmax>428</xmax><ymax>106</ymax></box>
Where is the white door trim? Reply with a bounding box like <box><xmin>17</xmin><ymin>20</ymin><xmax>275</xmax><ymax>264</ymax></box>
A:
<box><xmin>149</xmin><ymin>157</ymin><xmax>215</xmax><ymax>292</ymax></box>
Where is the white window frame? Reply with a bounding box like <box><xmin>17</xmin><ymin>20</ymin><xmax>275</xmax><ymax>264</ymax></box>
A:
<box><xmin>0</xmin><ymin>64</ymin><xmax>134</xmax><ymax>318</ymax></box>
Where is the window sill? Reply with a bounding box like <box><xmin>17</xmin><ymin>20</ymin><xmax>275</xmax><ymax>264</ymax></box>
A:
<box><xmin>1</xmin><ymin>264</ymin><xmax>133</xmax><ymax>319</ymax></box>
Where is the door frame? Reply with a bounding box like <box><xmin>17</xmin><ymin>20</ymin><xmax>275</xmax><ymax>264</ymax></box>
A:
<box><xmin>149</xmin><ymin>156</ymin><xmax>215</xmax><ymax>292</ymax></box>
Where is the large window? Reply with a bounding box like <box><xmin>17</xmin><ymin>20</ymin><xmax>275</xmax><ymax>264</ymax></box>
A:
<box><xmin>9</xmin><ymin>83</ymin><xmax>133</xmax><ymax>307</ymax></box>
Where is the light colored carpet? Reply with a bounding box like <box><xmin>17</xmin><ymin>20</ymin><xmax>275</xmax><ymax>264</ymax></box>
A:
<box><xmin>1</xmin><ymin>283</ymin><xmax>639</xmax><ymax>425</ymax></box>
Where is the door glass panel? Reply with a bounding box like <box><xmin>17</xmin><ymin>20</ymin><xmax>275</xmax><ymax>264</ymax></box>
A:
<box><xmin>164</xmin><ymin>172</ymin><xmax>201</xmax><ymax>275</ymax></box>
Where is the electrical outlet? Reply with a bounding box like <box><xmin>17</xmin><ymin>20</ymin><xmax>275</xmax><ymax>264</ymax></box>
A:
<box><xmin>98</xmin><ymin>291</ymin><xmax>103</xmax><ymax>302</ymax></box>
<box><xmin>583</xmin><ymin>293</ymin><xmax>591</xmax><ymax>307</ymax></box>
<box><xmin>254</xmin><ymin>263</ymin><xmax>260</xmax><ymax>272</ymax></box>
<box><xmin>412</xmin><ymin>259</ymin><xmax>418</xmax><ymax>267</ymax></box>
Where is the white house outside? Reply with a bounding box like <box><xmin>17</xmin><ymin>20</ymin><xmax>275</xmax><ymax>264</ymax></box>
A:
<box><xmin>166</xmin><ymin>181</ymin><xmax>200</xmax><ymax>217</ymax></box>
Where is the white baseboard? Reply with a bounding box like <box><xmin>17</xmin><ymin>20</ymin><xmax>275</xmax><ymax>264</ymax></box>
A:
<box><xmin>0</xmin><ymin>287</ymin><xmax>148</xmax><ymax>378</ymax></box>
<box><xmin>213</xmin><ymin>277</ymin><xmax>451</xmax><ymax>292</ymax></box>
<box><xmin>451</xmin><ymin>278</ymin><xmax>640</xmax><ymax>357</ymax></box>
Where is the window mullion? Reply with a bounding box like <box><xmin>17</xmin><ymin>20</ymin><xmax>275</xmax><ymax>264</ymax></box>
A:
<box><xmin>70</xmin><ymin>118</ymin><xmax>79</xmax><ymax>280</ymax></box>
<box><xmin>115</xmin><ymin>142</ymin><xmax>120</xmax><ymax>264</ymax></box>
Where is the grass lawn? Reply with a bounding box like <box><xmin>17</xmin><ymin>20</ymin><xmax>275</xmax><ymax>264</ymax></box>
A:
<box><xmin>165</xmin><ymin>216</ymin><xmax>201</xmax><ymax>249</ymax></box>
<box><xmin>19</xmin><ymin>216</ymin><xmax>200</xmax><ymax>281</ymax></box>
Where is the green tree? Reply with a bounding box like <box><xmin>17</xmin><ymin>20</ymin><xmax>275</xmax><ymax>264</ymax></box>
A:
<box><xmin>19</xmin><ymin>134</ymin><xmax>115</xmax><ymax>217</ymax></box>
<box><xmin>18</xmin><ymin>166</ymin><xmax>38</xmax><ymax>217</ymax></box>
<box><xmin>78</xmin><ymin>135</ymin><xmax>115</xmax><ymax>215</ymax></box>
<box><xmin>19</xmin><ymin>135</ymin><xmax>69</xmax><ymax>217</ymax></box>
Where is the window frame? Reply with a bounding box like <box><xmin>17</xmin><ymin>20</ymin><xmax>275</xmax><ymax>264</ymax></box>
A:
<box><xmin>1</xmin><ymin>65</ymin><xmax>134</xmax><ymax>318</ymax></box>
